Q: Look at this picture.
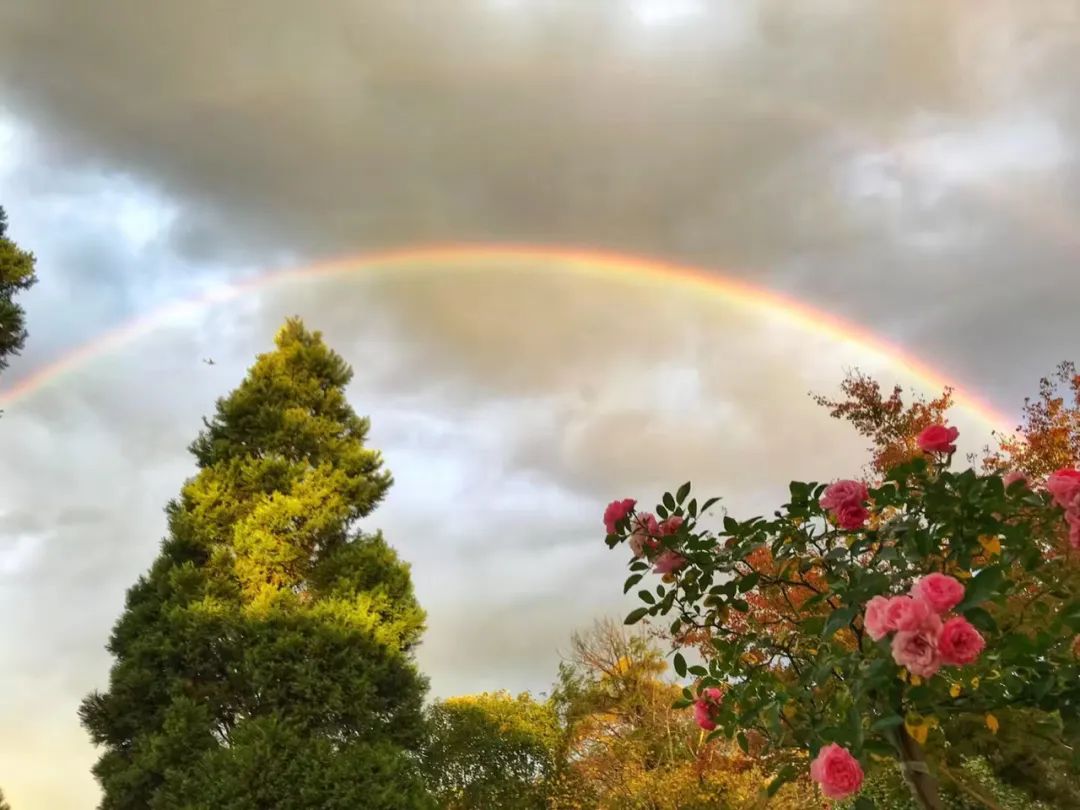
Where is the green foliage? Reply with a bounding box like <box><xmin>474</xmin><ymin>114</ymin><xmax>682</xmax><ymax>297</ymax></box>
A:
<box><xmin>938</xmin><ymin>707</ymin><xmax>1080</xmax><ymax>808</ymax></box>
<box><xmin>80</xmin><ymin>319</ymin><xmax>430</xmax><ymax>809</ymax></box>
<box><xmin>423</xmin><ymin>691</ymin><xmax>560</xmax><ymax>809</ymax></box>
<box><xmin>0</xmin><ymin>206</ymin><xmax>37</xmax><ymax>374</ymax></box>
<box><xmin>150</xmin><ymin>717</ymin><xmax>434</xmax><ymax>810</ymax></box>
<box><xmin>609</xmin><ymin>460</ymin><xmax>1080</xmax><ymax>806</ymax></box>
<box><xmin>839</xmin><ymin>757</ymin><xmax>1055</xmax><ymax>810</ymax></box>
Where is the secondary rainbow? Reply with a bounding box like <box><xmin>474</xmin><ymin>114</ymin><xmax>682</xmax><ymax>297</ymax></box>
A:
<box><xmin>0</xmin><ymin>244</ymin><xmax>1014</xmax><ymax>433</ymax></box>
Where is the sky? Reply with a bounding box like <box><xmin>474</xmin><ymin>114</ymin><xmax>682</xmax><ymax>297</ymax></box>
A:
<box><xmin>1</xmin><ymin>1</ymin><xmax>1079</xmax><ymax>806</ymax></box>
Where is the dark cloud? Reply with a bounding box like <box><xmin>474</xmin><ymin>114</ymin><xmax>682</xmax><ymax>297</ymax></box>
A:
<box><xmin>2</xmin><ymin>1</ymin><xmax>1078</xmax><ymax>409</ymax></box>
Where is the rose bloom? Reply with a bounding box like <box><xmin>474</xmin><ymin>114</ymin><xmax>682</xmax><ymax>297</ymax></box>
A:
<box><xmin>938</xmin><ymin>616</ymin><xmax>985</xmax><ymax>666</ymax></box>
<box><xmin>863</xmin><ymin>595</ymin><xmax>893</xmax><ymax>641</ymax></box>
<box><xmin>917</xmin><ymin>424</ymin><xmax>960</xmax><ymax>454</ymax></box>
<box><xmin>892</xmin><ymin>623</ymin><xmax>942</xmax><ymax>678</ymax></box>
<box><xmin>884</xmin><ymin>596</ymin><xmax>933</xmax><ymax>632</ymax></box>
<box><xmin>604</xmin><ymin>498</ymin><xmax>636</xmax><ymax>535</ymax></box>
<box><xmin>693</xmin><ymin>687</ymin><xmax>723</xmax><ymax>731</ymax></box>
<box><xmin>628</xmin><ymin>533</ymin><xmax>654</xmax><ymax>558</ymax></box>
<box><xmin>910</xmin><ymin>573</ymin><xmax>965</xmax><ymax>614</ymax></box>
<box><xmin>1069</xmin><ymin>512</ymin><xmax>1080</xmax><ymax>551</ymax></box>
<box><xmin>1047</xmin><ymin>469</ymin><xmax>1080</xmax><ymax>510</ymax></box>
<box><xmin>626</xmin><ymin>512</ymin><xmax>660</xmax><ymax>557</ymax></box>
<box><xmin>809</xmin><ymin>743</ymin><xmax>864</xmax><ymax>800</ymax></box>
<box><xmin>653</xmin><ymin>550</ymin><xmax>686</xmax><ymax>575</ymax></box>
<box><xmin>820</xmin><ymin>480</ymin><xmax>869</xmax><ymax>511</ymax></box>
<box><xmin>658</xmin><ymin>515</ymin><xmax>684</xmax><ymax>536</ymax></box>
<box><xmin>835</xmin><ymin>502</ymin><xmax>870</xmax><ymax>530</ymax></box>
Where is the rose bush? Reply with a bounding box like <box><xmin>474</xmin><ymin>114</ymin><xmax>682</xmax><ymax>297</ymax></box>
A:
<box><xmin>605</xmin><ymin>429</ymin><xmax>1080</xmax><ymax>809</ymax></box>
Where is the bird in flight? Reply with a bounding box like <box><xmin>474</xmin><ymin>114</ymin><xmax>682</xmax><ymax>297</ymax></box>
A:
<box><xmin>202</xmin><ymin>357</ymin><xmax>216</xmax><ymax>366</ymax></box>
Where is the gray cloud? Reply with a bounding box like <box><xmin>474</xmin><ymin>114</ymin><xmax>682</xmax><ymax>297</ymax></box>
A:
<box><xmin>1</xmin><ymin>1</ymin><xmax>1077</xmax><ymax>408</ymax></box>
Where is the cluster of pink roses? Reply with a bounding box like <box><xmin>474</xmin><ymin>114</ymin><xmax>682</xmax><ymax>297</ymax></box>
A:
<box><xmin>603</xmin><ymin>498</ymin><xmax>687</xmax><ymax>574</ymax></box>
<box><xmin>864</xmin><ymin>573</ymin><xmax>985</xmax><ymax>678</ymax></box>
<box><xmin>819</xmin><ymin>479</ymin><xmax>870</xmax><ymax>530</ymax></box>
<box><xmin>1047</xmin><ymin>468</ymin><xmax>1080</xmax><ymax>550</ymax></box>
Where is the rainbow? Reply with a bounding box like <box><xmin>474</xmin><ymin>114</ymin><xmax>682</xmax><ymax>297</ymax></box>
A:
<box><xmin>0</xmin><ymin>244</ymin><xmax>1015</xmax><ymax>433</ymax></box>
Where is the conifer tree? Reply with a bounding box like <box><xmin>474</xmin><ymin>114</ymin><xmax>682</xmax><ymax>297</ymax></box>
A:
<box><xmin>0</xmin><ymin>206</ymin><xmax>37</xmax><ymax>375</ymax></box>
<box><xmin>80</xmin><ymin>319</ymin><xmax>433</xmax><ymax>809</ymax></box>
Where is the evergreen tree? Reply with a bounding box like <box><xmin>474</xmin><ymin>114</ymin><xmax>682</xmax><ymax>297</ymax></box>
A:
<box><xmin>0</xmin><ymin>206</ymin><xmax>37</xmax><ymax>374</ymax></box>
<box><xmin>80</xmin><ymin>319</ymin><xmax>433</xmax><ymax>809</ymax></box>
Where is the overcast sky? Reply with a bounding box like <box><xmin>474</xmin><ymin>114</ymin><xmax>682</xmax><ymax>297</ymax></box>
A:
<box><xmin>1</xmin><ymin>1</ymin><xmax>1079</xmax><ymax>806</ymax></box>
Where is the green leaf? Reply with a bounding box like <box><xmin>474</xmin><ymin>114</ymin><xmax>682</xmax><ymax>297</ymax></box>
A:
<box><xmin>622</xmin><ymin>573</ymin><xmax>644</xmax><ymax>594</ymax></box>
<box><xmin>738</xmin><ymin>572</ymin><xmax>760</xmax><ymax>593</ymax></box>
<box><xmin>701</xmin><ymin>497</ymin><xmax>721</xmax><ymax>514</ymax></box>
<box><xmin>624</xmin><ymin>607</ymin><xmax>649</xmax><ymax>625</ymax></box>
<box><xmin>638</xmin><ymin>590</ymin><xmax>656</xmax><ymax>604</ymax></box>
<box><xmin>663</xmin><ymin>492</ymin><xmax>676</xmax><ymax>511</ymax></box>
<box><xmin>730</xmin><ymin>598</ymin><xmax>749</xmax><ymax>613</ymax></box>
<box><xmin>958</xmin><ymin>564</ymin><xmax>1004</xmax><ymax>611</ymax></box>
<box><xmin>736</xmin><ymin>731</ymin><xmax>749</xmax><ymax>753</ymax></box>
<box><xmin>677</xmin><ymin>481</ymin><xmax>691</xmax><ymax>503</ymax></box>
<box><xmin>1062</xmin><ymin>599</ymin><xmax>1080</xmax><ymax>631</ymax></box>
<box><xmin>853</xmin><ymin>797</ymin><xmax>876</xmax><ymax>810</ymax></box>
<box><xmin>802</xmin><ymin>616</ymin><xmax>825</xmax><ymax>635</ymax></box>
<box><xmin>871</xmin><ymin>715</ymin><xmax>905</xmax><ymax>732</ymax></box>
<box><xmin>823</xmin><ymin>606</ymin><xmax>857</xmax><ymax>639</ymax></box>
<box><xmin>962</xmin><ymin>606</ymin><xmax>998</xmax><ymax>633</ymax></box>
<box><xmin>766</xmin><ymin>765</ymin><xmax>800</xmax><ymax>797</ymax></box>
<box><xmin>673</xmin><ymin>652</ymin><xmax>687</xmax><ymax>677</ymax></box>
<box><xmin>723</xmin><ymin>516</ymin><xmax>738</xmax><ymax>534</ymax></box>
<box><xmin>863</xmin><ymin>739</ymin><xmax>896</xmax><ymax>757</ymax></box>
<box><xmin>688</xmin><ymin>498</ymin><xmax>698</xmax><ymax>518</ymax></box>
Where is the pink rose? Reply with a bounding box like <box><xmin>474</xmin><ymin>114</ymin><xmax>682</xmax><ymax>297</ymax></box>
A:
<box><xmin>917</xmin><ymin>424</ymin><xmax>959</xmax><ymax>454</ymax></box>
<box><xmin>835</xmin><ymin>502</ymin><xmax>870</xmax><ymax>530</ymax></box>
<box><xmin>627</xmin><ymin>513</ymin><xmax>660</xmax><ymax>557</ymax></box>
<box><xmin>938</xmin><ymin>616</ymin><xmax>985</xmax><ymax>666</ymax></box>
<box><xmin>884</xmin><ymin>596</ymin><xmax>934</xmax><ymax>632</ymax></box>
<box><xmin>1068</xmin><ymin>512</ymin><xmax>1080</xmax><ymax>551</ymax></box>
<box><xmin>628</xmin><ymin>533</ymin><xmax>654</xmax><ymax>558</ymax></box>
<box><xmin>809</xmin><ymin>743</ymin><xmax>864</xmax><ymax>800</ymax></box>
<box><xmin>693</xmin><ymin>687</ymin><xmax>723</xmax><ymax>731</ymax></box>
<box><xmin>820</xmin><ymin>480</ymin><xmax>871</xmax><ymax>530</ymax></box>
<box><xmin>863</xmin><ymin>595</ymin><xmax>893</xmax><ymax>641</ymax></box>
<box><xmin>1002</xmin><ymin>471</ymin><xmax>1029</xmax><ymax>490</ymax></box>
<box><xmin>910</xmin><ymin>573</ymin><xmax>965</xmax><ymax>614</ymax></box>
<box><xmin>658</xmin><ymin>515</ymin><xmax>684</xmax><ymax>536</ymax></box>
<box><xmin>604</xmin><ymin>498</ymin><xmax>636</xmax><ymax>535</ymax></box>
<box><xmin>820</xmin><ymin>480</ymin><xmax>870</xmax><ymax>511</ymax></box>
<box><xmin>653</xmin><ymin>550</ymin><xmax>687</xmax><ymax>575</ymax></box>
<box><xmin>891</xmin><ymin>623</ymin><xmax>942</xmax><ymax>678</ymax></box>
<box><xmin>1047</xmin><ymin>469</ymin><xmax>1080</xmax><ymax>510</ymax></box>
